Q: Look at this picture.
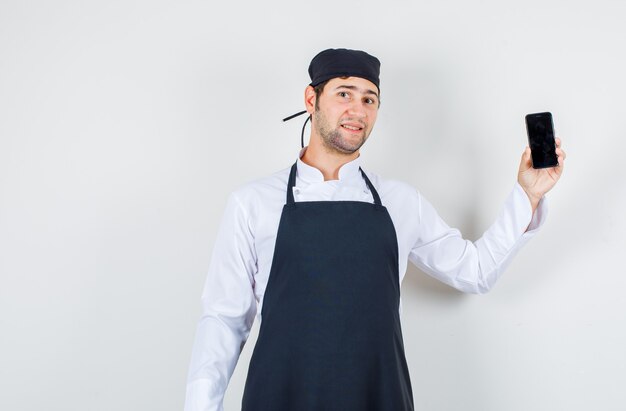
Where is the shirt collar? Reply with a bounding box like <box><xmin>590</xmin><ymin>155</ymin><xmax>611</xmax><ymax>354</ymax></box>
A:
<box><xmin>296</xmin><ymin>146</ymin><xmax>362</xmax><ymax>183</ymax></box>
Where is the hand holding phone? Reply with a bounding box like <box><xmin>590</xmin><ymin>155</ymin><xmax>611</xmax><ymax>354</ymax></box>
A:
<box><xmin>518</xmin><ymin>112</ymin><xmax>566</xmax><ymax>214</ymax></box>
<box><xmin>525</xmin><ymin>112</ymin><xmax>558</xmax><ymax>169</ymax></box>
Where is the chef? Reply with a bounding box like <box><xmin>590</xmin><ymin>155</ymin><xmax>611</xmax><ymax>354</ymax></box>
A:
<box><xmin>184</xmin><ymin>48</ymin><xmax>566</xmax><ymax>411</ymax></box>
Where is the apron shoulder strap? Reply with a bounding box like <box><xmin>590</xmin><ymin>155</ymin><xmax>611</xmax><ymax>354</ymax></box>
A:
<box><xmin>359</xmin><ymin>167</ymin><xmax>382</xmax><ymax>206</ymax></box>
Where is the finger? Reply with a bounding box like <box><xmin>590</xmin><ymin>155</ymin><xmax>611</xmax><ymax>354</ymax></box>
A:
<box><xmin>554</xmin><ymin>164</ymin><xmax>563</xmax><ymax>178</ymax></box>
<box><xmin>555</xmin><ymin>137</ymin><xmax>562</xmax><ymax>147</ymax></box>
<box><xmin>557</xmin><ymin>151</ymin><xmax>565</xmax><ymax>170</ymax></box>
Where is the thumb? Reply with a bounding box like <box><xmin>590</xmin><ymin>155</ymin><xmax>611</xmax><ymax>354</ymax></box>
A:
<box><xmin>519</xmin><ymin>146</ymin><xmax>532</xmax><ymax>171</ymax></box>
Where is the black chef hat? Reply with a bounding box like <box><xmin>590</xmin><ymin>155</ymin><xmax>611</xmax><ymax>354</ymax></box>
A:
<box><xmin>308</xmin><ymin>48</ymin><xmax>381</xmax><ymax>92</ymax></box>
<box><xmin>283</xmin><ymin>48</ymin><xmax>381</xmax><ymax>148</ymax></box>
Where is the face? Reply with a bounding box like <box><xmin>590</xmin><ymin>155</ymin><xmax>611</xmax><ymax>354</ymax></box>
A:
<box><xmin>311</xmin><ymin>77</ymin><xmax>380</xmax><ymax>155</ymax></box>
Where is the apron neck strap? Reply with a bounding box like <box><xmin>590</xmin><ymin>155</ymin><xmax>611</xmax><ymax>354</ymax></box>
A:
<box><xmin>287</xmin><ymin>162</ymin><xmax>382</xmax><ymax>206</ymax></box>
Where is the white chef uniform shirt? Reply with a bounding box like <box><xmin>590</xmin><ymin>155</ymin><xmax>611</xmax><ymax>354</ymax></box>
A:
<box><xmin>184</xmin><ymin>147</ymin><xmax>548</xmax><ymax>411</ymax></box>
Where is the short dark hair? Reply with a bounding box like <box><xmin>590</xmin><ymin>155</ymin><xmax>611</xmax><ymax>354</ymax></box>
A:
<box><xmin>313</xmin><ymin>78</ymin><xmax>332</xmax><ymax>102</ymax></box>
<box><xmin>313</xmin><ymin>79</ymin><xmax>332</xmax><ymax>111</ymax></box>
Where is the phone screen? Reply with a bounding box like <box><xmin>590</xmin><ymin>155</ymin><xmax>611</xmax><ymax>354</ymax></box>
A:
<box><xmin>525</xmin><ymin>112</ymin><xmax>558</xmax><ymax>169</ymax></box>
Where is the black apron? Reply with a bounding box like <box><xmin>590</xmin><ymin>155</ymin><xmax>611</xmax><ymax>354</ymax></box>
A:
<box><xmin>241</xmin><ymin>162</ymin><xmax>414</xmax><ymax>411</ymax></box>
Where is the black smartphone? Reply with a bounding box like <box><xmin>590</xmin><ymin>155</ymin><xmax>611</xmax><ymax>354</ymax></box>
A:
<box><xmin>525</xmin><ymin>112</ymin><xmax>558</xmax><ymax>169</ymax></box>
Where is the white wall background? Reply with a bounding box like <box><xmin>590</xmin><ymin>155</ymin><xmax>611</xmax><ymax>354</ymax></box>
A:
<box><xmin>1</xmin><ymin>0</ymin><xmax>624</xmax><ymax>410</ymax></box>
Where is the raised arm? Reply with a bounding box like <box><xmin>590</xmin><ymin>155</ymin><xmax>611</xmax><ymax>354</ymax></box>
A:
<box><xmin>408</xmin><ymin>140</ymin><xmax>565</xmax><ymax>294</ymax></box>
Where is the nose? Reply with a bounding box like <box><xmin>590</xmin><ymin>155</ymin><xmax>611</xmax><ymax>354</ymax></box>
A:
<box><xmin>347</xmin><ymin>100</ymin><xmax>367</xmax><ymax>119</ymax></box>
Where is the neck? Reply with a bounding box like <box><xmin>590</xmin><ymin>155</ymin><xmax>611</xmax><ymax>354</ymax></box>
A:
<box><xmin>301</xmin><ymin>133</ymin><xmax>359</xmax><ymax>181</ymax></box>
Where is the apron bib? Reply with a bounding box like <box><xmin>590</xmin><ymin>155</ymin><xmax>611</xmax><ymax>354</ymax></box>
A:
<box><xmin>242</xmin><ymin>162</ymin><xmax>414</xmax><ymax>411</ymax></box>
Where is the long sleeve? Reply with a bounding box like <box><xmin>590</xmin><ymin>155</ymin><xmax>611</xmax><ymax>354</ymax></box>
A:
<box><xmin>408</xmin><ymin>181</ymin><xmax>548</xmax><ymax>294</ymax></box>
<box><xmin>185</xmin><ymin>193</ymin><xmax>258</xmax><ymax>411</ymax></box>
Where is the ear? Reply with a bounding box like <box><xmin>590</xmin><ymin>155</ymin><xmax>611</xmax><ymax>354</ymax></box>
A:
<box><xmin>304</xmin><ymin>85</ymin><xmax>316</xmax><ymax>114</ymax></box>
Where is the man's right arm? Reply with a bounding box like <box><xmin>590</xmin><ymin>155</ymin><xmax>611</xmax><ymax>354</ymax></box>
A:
<box><xmin>184</xmin><ymin>192</ymin><xmax>258</xmax><ymax>411</ymax></box>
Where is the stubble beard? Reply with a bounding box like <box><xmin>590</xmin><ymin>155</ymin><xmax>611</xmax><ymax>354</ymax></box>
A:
<box><xmin>313</xmin><ymin>103</ymin><xmax>369</xmax><ymax>155</ymax></box>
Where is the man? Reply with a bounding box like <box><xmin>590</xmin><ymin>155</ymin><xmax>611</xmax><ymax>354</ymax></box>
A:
<box><xmin>184</xmin><ymin>48</ymin><xmax>566</xmax><ymax>411</ymax></box>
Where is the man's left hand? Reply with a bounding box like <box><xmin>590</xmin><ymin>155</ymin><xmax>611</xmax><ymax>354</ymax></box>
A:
<box><xmin>517</xmin><ymin>137</ymin><xmax>566</xmax><ymax>213</ymax></box>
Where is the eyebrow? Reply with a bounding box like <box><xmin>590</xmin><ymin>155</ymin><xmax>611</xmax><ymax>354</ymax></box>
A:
<box><xmin>333</xmin><ymin>84</ymin><xmax>379</xmax><ymax>98</ymax></box>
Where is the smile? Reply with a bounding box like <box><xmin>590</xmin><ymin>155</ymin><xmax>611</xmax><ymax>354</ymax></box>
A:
<box><xmin>341</xmin><ymin>124</ymin><xmax>363</xmax><ymax>132</ymax></box>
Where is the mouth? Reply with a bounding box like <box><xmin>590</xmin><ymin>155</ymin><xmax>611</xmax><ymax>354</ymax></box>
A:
<box><xmin>340</xmin><ymin>123</ymin><xmax>365</xmax><ymax>134</ymax></box>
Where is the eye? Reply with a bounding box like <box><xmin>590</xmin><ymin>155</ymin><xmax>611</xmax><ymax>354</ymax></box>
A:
<box><xmin>365</xmin><ymin>98</ymin><xmax>375</xmax><ymax>104</ymax></box>
<box><xmin>338</xmin><ymin>91</ymin><xmax>350</xmax><ymax>98</ymax></box>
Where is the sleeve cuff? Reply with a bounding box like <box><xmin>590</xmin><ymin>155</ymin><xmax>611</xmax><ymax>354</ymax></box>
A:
<box><xmin>513</xmin><ymin>181</ymin><xmax>548</xmax><ymax>234</ymax></box>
